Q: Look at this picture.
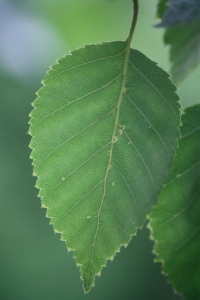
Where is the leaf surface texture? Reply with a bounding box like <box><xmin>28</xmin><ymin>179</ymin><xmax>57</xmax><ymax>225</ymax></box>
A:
<box><xmin>29</xmin><ymin>41</ymin><xmax>180</xmax><ymax>292</ymax></box>
<box><xmin>149</xmin><ymin>104</ymin><xmax>200</xmax><ymax>299</ymax></box>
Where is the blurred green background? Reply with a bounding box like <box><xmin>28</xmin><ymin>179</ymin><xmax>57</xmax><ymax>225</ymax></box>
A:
<box><xmin>1</xmin><ymin>0</ymin><xmax>199</xmax><ymax>299</ymax></box>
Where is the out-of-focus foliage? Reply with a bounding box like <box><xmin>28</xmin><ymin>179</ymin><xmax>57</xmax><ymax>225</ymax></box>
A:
<box><xmin>156</xmin><ymin>0</ymin><xmax>200</xmax><ymax>84</ymax></box>
<box><xmin>156</xmin><ymin>0</ymin><xmax>168</xmax><ymax>18</ymax></box>
<box><xmin>165</xmin><ymin>19</ymin><xmax>200</xmax><ymax>84</ymax></box>
<box><xmin>157</xmin><ymin>0</ymin><xmax>200</xmax><ymax>26</ymax></box>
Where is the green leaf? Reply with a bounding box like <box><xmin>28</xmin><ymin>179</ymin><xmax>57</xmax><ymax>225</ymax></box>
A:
<box><xmin>149</xmin><ymin>105</ymin><xmax>200</xmax><ymax>299</ymax></box>
<box><xmin>164</xmin><ymin>19</ymin><xmax>200</xmax><ymax>84</ymax></box>
<box><xmin>29</xmin><ymin>41</ymin><xmax>180</xmax><ymax>292</ymax></box>
<box><xmin>156</xmin><ymin>0</ymin><xmax>200</xmax><ymax>84</ymax></box>
<box><xmin>157</xmin><ymin>0</ymin><xmax>169</xmax><ymax>19</ymax></box>
<box><xmin>157</xmin><ymin>0</ymin><xmax>200</xmax><ymax>27</ymax></box>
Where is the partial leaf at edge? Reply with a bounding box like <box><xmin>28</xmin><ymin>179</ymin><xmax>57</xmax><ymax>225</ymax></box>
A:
<box><xmin>157</xmin><ymin>0</ymin><xmax>200</xmax><ymax>27</ymax></box>
<box><xmin>164</xmin><ymin>19</ymin><xmax>200</xmax><ymax>84</ymax></box>
<box><xmin>29</xmin><ymin>41</ymin><xmax>180</xmax><ymax>292</ymax></box>
<box><xmin>156</xmin><ymin>0</ymin><xmax>169</xmax><ymax>19</ymax></box>
<box><xmin>156</xmin><ymin>0</ymin><xmax>200</xmax><ymax>84</ymax></box>
<box><xmin>149</xmin><ymin>105</ymin><xmax>200</xmax><ymax>299</ymax></box>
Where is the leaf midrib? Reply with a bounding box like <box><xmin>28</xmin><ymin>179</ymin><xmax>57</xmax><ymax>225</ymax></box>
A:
<box><xmin>34</xmin><ymin>73</ymin><xmax>123</xmax><ymax>128</ymax></box>
<box><xmin>87</xmin><ymin>39</ymin><xmax>131</xmax><ymax>281</ymax></box>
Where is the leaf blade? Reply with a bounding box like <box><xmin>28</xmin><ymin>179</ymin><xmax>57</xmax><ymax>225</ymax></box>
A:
<box><xmin>29</xmin><ymin>41</ymin><xmax>180</xmax><ymax>292</ymax></box>
<box><xmin>164</xmin><ymin>20</ymin><xmax>200</xmax><ymax>84</ymax></box>
<box><xmin>156</xmin><ymin>0</ymin><xmax>168</xmax><ymax>19</ymax></box>
<box><xmin>157</xmin><ymin>0</ymin><xmax>200</xmax><ymax>27</ymax></box>
<box><xmin>149</xmin><ymin>104</ymin><xmax>200</xmax><ymax>299</ymax></box>
<box><xmin>156</xmin><ymin>0</ymin><xmax>200</xmax><ymax>84</ymax></box>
